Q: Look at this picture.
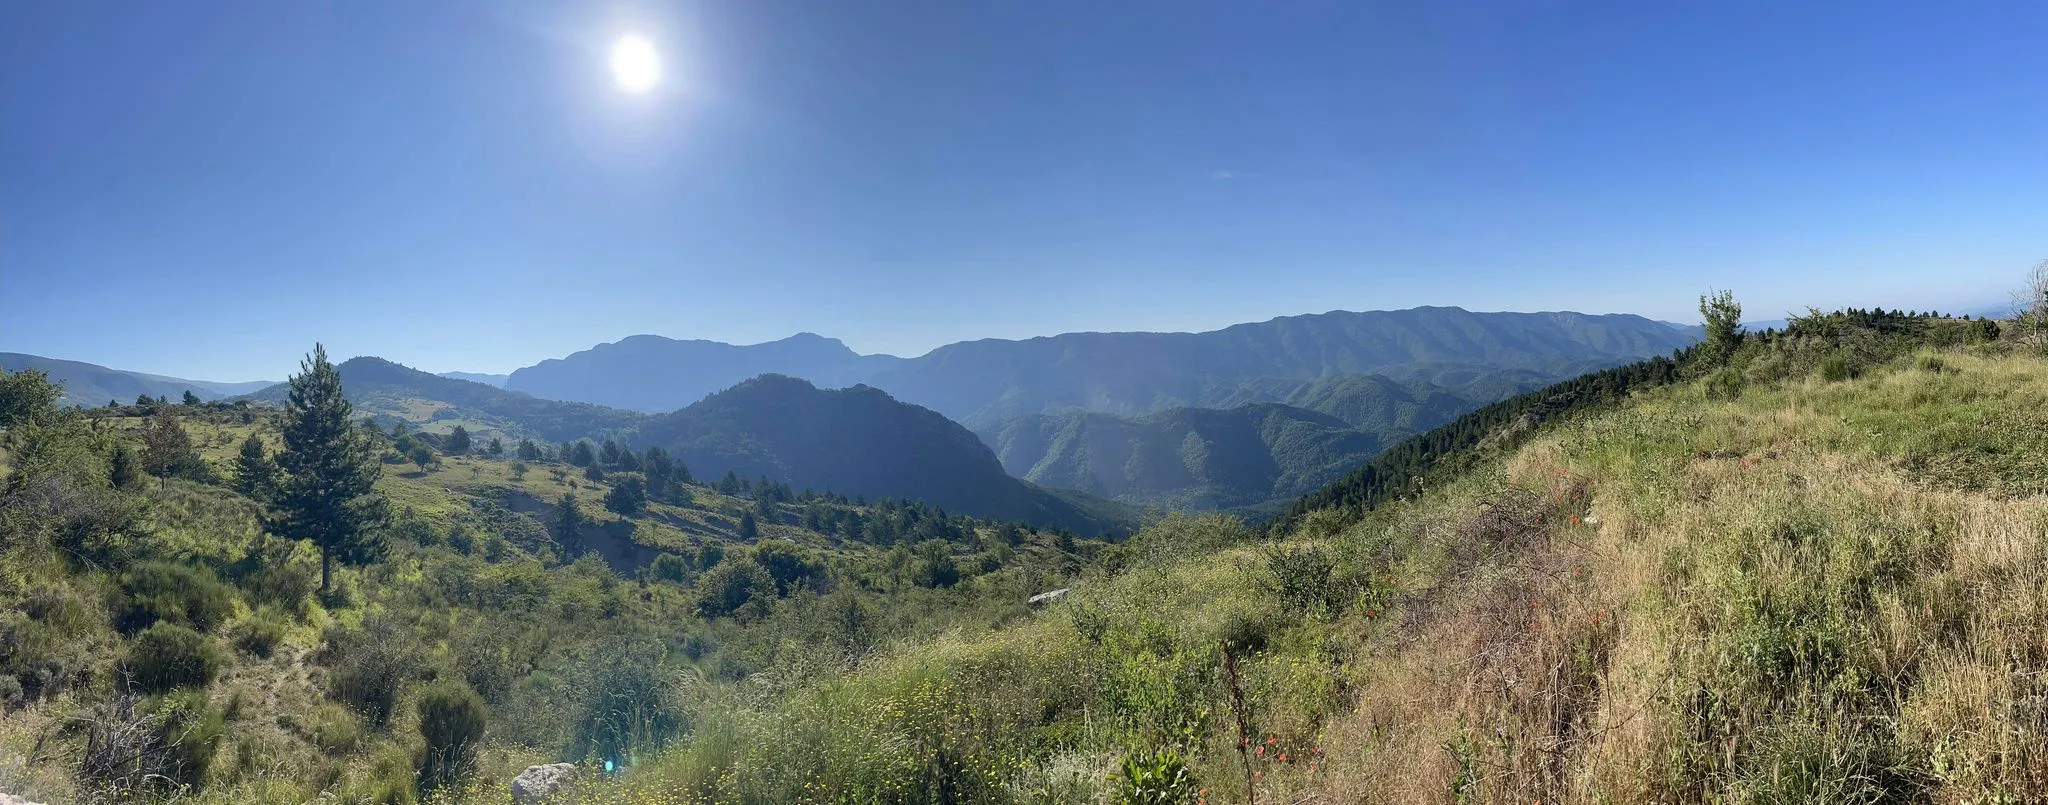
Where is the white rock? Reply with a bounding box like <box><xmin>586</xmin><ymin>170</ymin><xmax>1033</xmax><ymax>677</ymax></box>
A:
<box><xmin>510</xmin><ymin>763</ymin><xmax>581</xmax><ymax>805</ymax></box>
<box><xmin>0</xmin><ymin>793</ymin><xmax>49</xmax><ymax>805</ymax></box>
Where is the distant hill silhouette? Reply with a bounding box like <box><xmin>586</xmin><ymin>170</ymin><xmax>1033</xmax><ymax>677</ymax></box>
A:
<box><xmin>0</xmin><ymin>352</ymin><xmax>273</xmax><ymax>407</ymax></box>
<box><xmin>499</xmin><ymin>307</ymin><xmax>1698</xmax><ymax>428</ymax></box>
<box><xmin>436</xmin><ymin>371</ymin><xmax>508</xmax><ymax>387</ymax></box>
<box><xmin>506</xmin><ymin>333</ymin><xmax>902</xmax><ymax>413</ymax></box>
<box><xmin>629</xmin><ymin>374</ymin><xmax>1130</xmax><ymax>534</ymax></box>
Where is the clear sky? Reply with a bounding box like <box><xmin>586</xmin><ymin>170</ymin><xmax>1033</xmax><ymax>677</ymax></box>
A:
<box><xmin>4</xmin><ymin>1</ymin><xmax>2043</xmax><ymax>380</ymax></box>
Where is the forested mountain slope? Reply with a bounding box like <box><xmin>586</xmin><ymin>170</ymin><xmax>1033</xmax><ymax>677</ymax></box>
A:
<box><xmin>865</xmin><ymin>307</ymin><xmax>1697</xmax><ymax>425</ymax></box>
<box><xmin>628</xmin><ymin>374</ymin><xmax>1129</xmax><ymax>534</ymax></box>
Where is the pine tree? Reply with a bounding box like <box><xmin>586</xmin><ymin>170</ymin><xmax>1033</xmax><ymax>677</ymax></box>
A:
<box><xmin>598</xmin><ymin>440</ymin><xmax>622</xmax><ymax>467</ymax></box>
<box><xmin>233</xmin><ymin>433</ymin><xmax>279</xmax><ymax>502</ymax></box>
<box><xmin>515</xmin><ymin>438</ymin><xmax>540</xmax><ymax>461</ymax></box>
<box><xmin>739</xmin><ymin>510</ymin><xmax>759</xmax><ymax>541</ymax></box>
<box><xmin>140</xmin><ymin>408</ymin><xmax>196</xmax><ymax>485</ymax></box>
<box><xmin>555</xmin><ymin>493</ymin><xmax>586</xmax><ymax>559</ymax></box>
<box><xmin>109</xmin><ymin>443</ymin><xmax>141</xmax><ymax>489</ymax></box>
<box><xmin>446</xmin><ymin>425</ymin><xmax>472</xmax><ymax>455</ymax></box>
<box><xmin>273</xmin><ymin>344</ymin><xmax>389</xmax><ymax>592</ymax></box>
<box><xmin>485</xmin><ymin>437</ymin><xmax>504</xmax><ymax>457</ymax></box>
<box><xmin>604</xmin><ymin>473</ymin><xmax>647</xmax><ymax>516</ymax></box>
<box><xmin>567</xmin><ymin>441</ymin><xmax>596</xmax><ymax>467</ymax></box>
<box><xmin>181</xmin><ymin>390</ymin><xmax>201</xmax><ymax>406</ymax></box>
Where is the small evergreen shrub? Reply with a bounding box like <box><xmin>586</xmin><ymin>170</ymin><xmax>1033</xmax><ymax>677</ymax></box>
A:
<box><xmin>233</xmin><ymin>608</ymin><xmax>289</xmax><ymax>658</ymax></box>
<box><xmin>126</xmin><ymin>622</ymin><xmax>222</xmax><ymax>693</ymax></box>
<box><xmin>154</xmin><ymin>688</ymin><xmax>226</xmax><ymax>790</ymax></box>
<box><xmin>115</xmin><ymin>561</ymin><xmax>235</xmax><ymax>635</ymax></box>
<box><xmin>415</xmin><ymin>680</ymin><xmax>487</xmax><ymax>793</ymax></box>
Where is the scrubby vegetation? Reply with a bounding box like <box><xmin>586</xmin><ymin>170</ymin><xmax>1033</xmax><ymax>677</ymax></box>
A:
<box><xmin>7</xmin><ymin>294</ymin><xmax>2048</xmax><ymax>803</ymax></box>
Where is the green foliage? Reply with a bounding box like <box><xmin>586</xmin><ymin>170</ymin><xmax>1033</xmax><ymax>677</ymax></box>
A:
<box><xmin>232</xmin><ymin>432</ymin><xmax>279</xmax><ymax>501</ymax></box>
<box><xmin>233</xmin><ymin>607</ymin><xmax>289</xmax><ymax>658</ymax></box>
<box><xmin>109</xmin><ymin>443</ymin><xmax>141</xmax><ymax>489</ymax></box>
<box><xmin>1113</xmin><ymin>746</ymin><xmax>1197</xmax><ymax>805</ymax></box>
<box><xmin>1818</xmin><ymin>353</ymin><xmax>1859</xmax><ymax>382</ymax></box>
<box><xmin>141</xmin><ymin>408</ymin><xmax>203</xmax><ymax>481</ymax></box>
<box><xmin>445</xmin><ymin>424</ymin><xmax>472</xmax><ymax>455</ymax></box>
<box><xmin>274</xmin><ymin>344</ymin><xmax>390</xmax><ymax>591</ymax></box>
<box><xmin>125</xmin><ymin>622</ymin><xmax>222</xmax><ymax>693</ymax></box>
<box><xmin>154</xmin><ymin>687</ymin><xmax>226</xmax><ymax>790</ymax></box>
<box><xmin>115</xmin><ymin>561</ymin><xmax>235</xmax><ymax>634</ymax></box>
<box><xmin>696</xmin><ymin>558</ymin><xmax>773</xmax><ymax>619</ymax></box>
<box><xmin>0</xmin><ymin>367</ymin><xmax>62</xmax><ymax>429</ymax></box>
<box><xmin>554</xmin><ymin>492</ymin><xmax>587</xmax><ymax>558</ymax></box>
<box><xmin>738</xmin><ymin>509</ymin><xmax>759</xmax><ymax>540</ymax></box>
<box><xmin>1696</xmin><ymin>289</ymin><xmax>1745</xmax><ymax>370</ymax></box>
<box><xmin>571</xmin><ymin>643</ymin><xmax>687</xmax><ymax>766</ymax></box>
<box><xmin>1261</xmin><ymin>543</ymin><xmax>1344</xmax><ymax>618</ymax></box>
<box><xmin>907</xmin><ymin>538</ymin><xmax>961</xmax><ymax>588</ymax></box>
<box><xmin>415</xmin><ymin>679</ymin><xmax>487</xmax><ymax>792</ymax></box>
<box><xmin>322</xmin><ymin>615</ymin><xmax>421</xmax><ymax>727</ymax></box>
<box><xmin>604</xmin><ymin>472</ymin><xmax>647</xmax><ymax>515</ymax></box>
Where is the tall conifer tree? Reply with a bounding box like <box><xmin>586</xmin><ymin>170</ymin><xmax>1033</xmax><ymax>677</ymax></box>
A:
<box><xmin>273</xmin><ymin>345</ymin><xmax>388</xmax><ymax>591</ymax></box>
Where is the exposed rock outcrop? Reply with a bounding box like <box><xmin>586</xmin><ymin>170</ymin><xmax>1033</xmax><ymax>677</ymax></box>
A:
<box><xmin>510</xmin><ymin>763</ymin><xmax>580</xmax><ymax>805</ymax></box>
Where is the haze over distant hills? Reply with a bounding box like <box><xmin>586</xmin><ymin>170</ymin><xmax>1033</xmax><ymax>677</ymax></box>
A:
<box><xmin>0</xmin><ymin>352</ymin><xmax>274</xmax><ymax>407</ymax></box>
<box><xmin>507</xmin><ymin>333</ymin><xmax>901</xmax><ymax>414</ymax></box>
<box><xmin>503</xmin><ymin>307</ymin><xmax>1699</xmax><ymax>426</ymax></box>
<box><xmin>976</xmin><ymin>372</ymin><xmax>1537</xmax><ymax>512</ymax></box>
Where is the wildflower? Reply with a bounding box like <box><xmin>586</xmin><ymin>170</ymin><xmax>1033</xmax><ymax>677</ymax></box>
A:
<box><xmin>1255</xmin><ymin>746</ymin><xmax>1264</xmax><ymax>757</ymax></box>
<box><xmin>1254</xmin><ymin>771</ymin><xmax>1264</xmax><ymax>781</ymax></box>
<box><xmin>1279</xmin><ymin>753</ymin><xmax>1288</xmax><ymax>763</ymax></box>
<box><xmin>1266</xmin><ymin>736</ymin><xmax>1277</xmax><ymax>745</ymax></box>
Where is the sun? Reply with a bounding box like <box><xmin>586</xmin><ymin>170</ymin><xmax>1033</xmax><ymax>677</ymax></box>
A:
<box><xmin>609</xmin><ymin>34</ymin><xmax>661</xmax><ymax>94</ymax></box>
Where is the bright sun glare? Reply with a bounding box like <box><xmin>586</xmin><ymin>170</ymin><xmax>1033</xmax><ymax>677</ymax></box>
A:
<box><xmin>609</xmin><ymin>34</ymin><xmax>661</xmax><ymax>94</ymax></box>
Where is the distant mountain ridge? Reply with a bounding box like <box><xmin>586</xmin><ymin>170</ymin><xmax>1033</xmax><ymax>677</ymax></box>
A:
<box><xmin>507</xmin><ymin>333</ymin><xmax>902</xmax><ymax>413</ymax></box>
<box><xmin>499</xmin><ymin>307</ymin><xmax>1699</xmax><ymax>427</ymax></box>
<box><xmin>0</xmin><ymin>352</ymin><xmax>275</xmax><ymax>407</ymax></box>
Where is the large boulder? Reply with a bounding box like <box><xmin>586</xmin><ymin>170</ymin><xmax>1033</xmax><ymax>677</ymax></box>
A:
<box><xmin>510</xmin><ymin>763</ymin><xmax>580</xmax><ymax>804</ymax></box>
<box><xmin>0</xmin><ymin>794</ymin><xmax>49</xmax><ymax>805</ymax></box>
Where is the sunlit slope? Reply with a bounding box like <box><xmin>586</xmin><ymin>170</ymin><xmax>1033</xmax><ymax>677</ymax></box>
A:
<box><xmin>585</xmin><ymin>342</ymin><xmax>2048</xmax><ymax>803</ymax></box>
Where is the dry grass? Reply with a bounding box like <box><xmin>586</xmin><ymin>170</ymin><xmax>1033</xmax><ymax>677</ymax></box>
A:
<box><xmin>1301</xmin><ymin>351</ymin><xmax>2048</xmax><ymax>803</ymax></box>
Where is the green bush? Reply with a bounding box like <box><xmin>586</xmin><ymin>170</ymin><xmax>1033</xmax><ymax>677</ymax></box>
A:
<box><xmin>1818</xmin><ymin>353</ymin><xmax>1860</xmax><ymax>382</ymax></box>
<box><xmin>1113</xmin><ymin>746</ymin><xmax>1197</xmax><ymax>805</ymax></box>
<box><xmin>115</xmin><ymin>561</ymin><xmax>235</xmax><ymax>635</ymax></box>
<box><xmin>415</xmin><ymin>680</ymin><xmax>487</xmax><ymax>793</ymax></box>
<box><xmin>126</xmin><ymin>622</ymin><xmax>222</xmax><ymax>693</ymax></box>
<box><xmin>233</xmin><ymin>608</ymin><xmax>289</xmax><ymax>658</ymax></box>
<box><xmin>154</xmin><ymin>688</ymin><xmax>225</xmax><ymax>790</ymax></box>
<box><xmin>321</xmin><ymin>616</ymin><xmax>420</xmax><ymax>727</ymax></box>
<box><xmin>571</xmin><ymin>643</ymin><xmax>687</xmax><ymax>766</ymax></box>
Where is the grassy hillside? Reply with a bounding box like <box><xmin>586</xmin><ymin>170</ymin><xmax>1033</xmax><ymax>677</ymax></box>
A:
<box><xmin>0</xmin><ymin>383</ymin><xmax>1123</xmax><ymax>804</ymax></box>
<box><xmin>8</xmin><ymin>307</ymin><xmax>2037</xmax><ymax>804</ymax></box>
<box><xmin>244</xmin><ymin>357</ymin><xmax>646</xmax><ymax>445</ymax></box>
<box><xmin>518</xmin><ymin>308</ymin><xmax>2041</xmax><ymax>803</ymax></box>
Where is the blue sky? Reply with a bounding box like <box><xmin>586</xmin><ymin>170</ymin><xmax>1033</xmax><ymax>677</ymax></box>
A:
<box><xmin>3</xmin><ymin>0</ymin><xmax>2043</xmax><ymax>380</ymax></box>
